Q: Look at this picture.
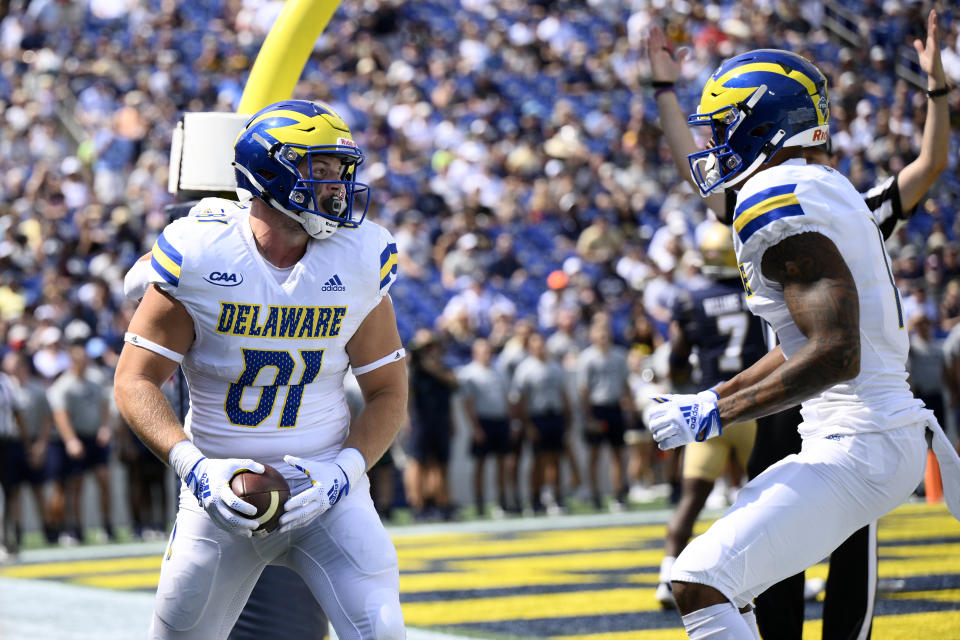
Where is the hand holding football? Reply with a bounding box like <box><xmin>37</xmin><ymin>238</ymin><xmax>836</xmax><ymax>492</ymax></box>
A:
<box><xmin>230</xmin><ymin>463</ymin><xmax>290</xmax><ymax>535</ymax></box>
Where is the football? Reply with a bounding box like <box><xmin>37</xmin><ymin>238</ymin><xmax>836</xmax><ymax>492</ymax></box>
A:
<box><xmin>230</xmin><ymin>463</ymin><xmax>290</xmax><ymax>535</ymax></box>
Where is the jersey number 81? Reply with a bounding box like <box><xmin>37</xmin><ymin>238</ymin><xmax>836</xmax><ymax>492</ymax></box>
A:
<box><xmin>225</xmin><ymin>348</ymin><xmax>325</xmax><ymax>428</ymax></box>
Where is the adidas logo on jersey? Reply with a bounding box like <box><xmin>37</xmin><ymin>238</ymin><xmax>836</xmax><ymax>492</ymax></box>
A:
<box><xmin>322</xmin><ymin>274</ymin><xmax>346</xmax><ymax>292</ymax></box>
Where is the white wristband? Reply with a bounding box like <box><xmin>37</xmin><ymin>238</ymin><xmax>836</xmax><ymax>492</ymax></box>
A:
<box><xmin>699</xmin><ymin>389</ymin><xmax>720</xmax><ymax>401</ymax></box>
<box><xmin>168</xmin><ymin>439</ymin><xmax>204</xmax><ymax>482</ymax></box>
<box><xmin>335</xmin><ymin>447</ymin><xmax>367</xmax><ymax>485</ymax></box>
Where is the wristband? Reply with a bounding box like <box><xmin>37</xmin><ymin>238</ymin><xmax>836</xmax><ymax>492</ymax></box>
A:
<box><xmin>654</xmin><ymin>85</ymin><xmax>676</xmax><ymax>98</ymax></box>
<box><xmin>167</xmin><ymin>440</ymin><xmax>205</xmax><ymax>484</ymax></box>
<box><xmin>651</xmin><ymin>80</ymin><xmax>675</xmax><ymax>89</ymax></box>
<box><xmin>700</xmin><ymin>388</ymin><xmax>720</xmax><ymax>401</ymax></box>
<box><xmin>335</xmin><ymin>447</ymin><xmax>367</xmax><ymax>486</ymax></box>
<box><xmin>927</xmin><ymin>85</ymin><xmax>949</xmax><ymax>98</ymax></box>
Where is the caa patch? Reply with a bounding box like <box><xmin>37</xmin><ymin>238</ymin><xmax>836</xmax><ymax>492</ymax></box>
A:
<box><xmin>203</xmin><ymin>271</ymin><xmax>244</xmax><ymax>287</ymax></box>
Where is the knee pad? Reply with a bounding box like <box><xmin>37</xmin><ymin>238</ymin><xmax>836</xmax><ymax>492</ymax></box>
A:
<box><xmin>369</xmin><ymin>591</ymin><xmax>405</xmax><ymax>640</ymax></box>
<box><xmin>154</xmin><ymin>536</ymin><xmax>220</xmax><ymax>632</ymax></box>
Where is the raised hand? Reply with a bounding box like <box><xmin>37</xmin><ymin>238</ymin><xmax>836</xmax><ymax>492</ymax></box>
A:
<box><xmin>647</xmin><ymin>25</ymin><xmax>688</xmax><ymax>85</ymax></box>
<box><xmin>914</xmin><ymin>10</ymin><xmax>945</xmax><ymax>85</ymax></box>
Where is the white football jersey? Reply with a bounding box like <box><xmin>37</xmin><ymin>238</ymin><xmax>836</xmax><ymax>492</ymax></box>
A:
<box><xmin>145</xmin><ymin>198</ymin><xmax>399</xmax><ymax>480</ymax></box>
<box><xmin>733</xmin><ymin>159</ymin><xmax>926</xmax><ymax>437</ymax></box>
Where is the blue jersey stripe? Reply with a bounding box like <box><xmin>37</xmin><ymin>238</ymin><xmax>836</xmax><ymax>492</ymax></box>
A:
<box><xmin>156</xmin><ymin>232</ymin><xmax>184</xmax><ymax>266</ymax></box>
<box><xmin>737</xmin><ymin>203</ymin><xmax>806</xmax><ymax>243</ymax></box>
<box><xmin>735</xmin><ymin>184</ymin><xmax>797</xmax><ymax>221</ymax></box>
<box><xmin>380</xmin><ymin>242</ymin><xmax>398</xmax><ymax>266</ymax></box>
<box><xmin>151</xmin><ymin>255</ymin><xmax>180</xmax><ymax>286</ymax></box>
<box><xmin>380</xmin><ymin>272</ymin><xmax>397</xmax><ymax>290</ymax></box>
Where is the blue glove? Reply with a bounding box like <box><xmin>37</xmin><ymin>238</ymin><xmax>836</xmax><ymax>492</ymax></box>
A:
<box><xmin>647</xmin><ymin>390</ymin><xmax>722</xmax><ymax>450</ymax></box>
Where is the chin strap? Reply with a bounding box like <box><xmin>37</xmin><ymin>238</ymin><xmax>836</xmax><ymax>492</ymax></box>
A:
<box><xmin>233</xmin><ymin>161</ymin><xmax>338</xmax><ymax>240</ymax></box>
<box><xmin>724</xmin><ymin>129</ymin><xmax>787</xmax><ymax>190</ymax></box>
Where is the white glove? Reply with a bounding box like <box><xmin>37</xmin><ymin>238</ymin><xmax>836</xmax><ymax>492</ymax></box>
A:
<box><xmin>168</xmin><ymin>440</ymin><xmax>264</xmax><ymax>537</ymax></box>
<box><xmin>648</xmin><ymin>390</ymin><xmax>722</xmax><ymax>450</ymax></box>
<box><xmin>279</xmin><ymin>448</ymin><xmax>366</xmax><ymax>533</ymax></box>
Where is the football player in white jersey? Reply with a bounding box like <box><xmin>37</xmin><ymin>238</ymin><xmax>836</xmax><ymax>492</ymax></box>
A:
<box><xmin>646</xmin><ymin>50</ymin><xmax>960</xmax><ymax>639</ymax></box>
<box><xmin>646</xmin><ymin>13</ymin><xmax>952</xmax><ymax>639</ymax></box>
<box><xmin>114</xmin><ymin>100</ymin><xmax>407</xmax><ymax>640</ymax></box>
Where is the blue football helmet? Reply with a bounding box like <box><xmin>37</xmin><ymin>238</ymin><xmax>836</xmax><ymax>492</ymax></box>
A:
<box><xmin>233</xmin><ymin>100</ymin><xmax>369</xmax><ymax>239</ymax></box>
<box><xmin>687</xmin><ymin>49</ymin><xmax>830</xmax><ymax>196</ymax></box>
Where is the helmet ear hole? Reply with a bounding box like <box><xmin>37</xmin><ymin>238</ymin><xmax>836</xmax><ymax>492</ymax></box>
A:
<box><xmin>256</xmin><ymin>169</ymin><xmax>276</xmax><ymax>181</ymax></box>
<box><xmin>749</xmin><ymin>123</ymin><xmax>771</xmax><ymax>138</ymax></box>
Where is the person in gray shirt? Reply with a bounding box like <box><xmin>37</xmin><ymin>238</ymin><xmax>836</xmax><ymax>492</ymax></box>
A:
<box><xmin>0</xmin><ymin>366</ymin><xmax>27</xmax><ymax>558</ymax></box>
<box><xmin>458</xmin><ymin>338</ymin><xmax>517</xmax><ymax>517</ymax></box>
<box><xmin>46</xmin><ymin>340</ymin><xmax>113</xmax><ymax>543</ymax></box>
<box><xmin>513</xmin><ymin>332</ymin><xmax>571</xmax><ymax>514</ymax></box>
<box><xmin>577</xmin><ymin>321</ymin><xmax>635</xmax><ymax>511</ymax></box>
<box><xmin>907</xmin><ymin>312</ymin><xmax>947</xmax><ymax>427</ymax></box>
<box><xmin>2</xmin><ymin>350</ymin><xmax>55</xmax><ymax>546</ymax></box>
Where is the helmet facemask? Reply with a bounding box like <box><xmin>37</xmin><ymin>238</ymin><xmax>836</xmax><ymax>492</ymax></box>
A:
<box><xmin>278</xmin><ymin>144</ymin><xmax>369</xmax><ymax>240</ymax></box>
<box><xmin>687</xmin><ymin>85</ymin><xmax>775</xmax><ymax>196</ymax></box>
<box><xmin>232</xmin><ymin>100</ymin><xmax>371</xmax><ymax>240</ymax></box>
<box><xmin>685</xmin><ymin>50</ymin><xmax>831</xmax><ymax>198</ymax></box>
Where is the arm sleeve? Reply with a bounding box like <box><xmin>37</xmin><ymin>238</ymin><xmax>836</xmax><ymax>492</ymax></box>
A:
<box><xmin>861</xmin><ymin>174</ymin><xmax>909</xmax><ymax>240</ymax></box>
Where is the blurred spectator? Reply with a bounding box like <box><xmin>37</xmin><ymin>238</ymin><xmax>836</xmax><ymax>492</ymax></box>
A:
<box><xmin>2</xmin><ymin>350</ymin><xmax>53</xmax><ymax>545</ymax></box>
<box><xmin>537</xmin><ymin>269</ymin><xmax>579</xmax><ymax>331</ymax></box>
<box><xmin>393</xmin><ymin>210</ymin><xmax>431</xmax><ymax>280</ymax></box>
<box><xmin>939</xmin><ymin>279</ymin><xmax>960</xmax><ymax>334</ymax></box>
<box><xmin>487</xmin><ymin>232</ymin><xmax>524</xmax><ymax>286</ymax></box>
<box><xmin>901</xmin><ymin>280</ymin><xmax>939</xmax><ymax>327</ymax></box>
<box><xmin>576</xmin><ymin>214</ymin><xmax>623</xmax><ymax>264</ymax></box>
<box><xmin>626</xmin><ymin>348</ymin><xmax>669</xmax><ymax>503</ymax></box>
<box><xmin>546</xmin><ymin>307</ymin><xmax>586</xmax><ymax>368</ymax></box>
<box><xmin>32</xmin><ymin>326</ymin><xmax>69</xmax><ymax>380</ymax></box>
<box><xmin>404</xmin><ymin>329</ymin><xmax>458</xmax><ymax>521</ymax></box>
<box><xmin>458</xmin><ymin>338</ymin><xmax>517</xmax><ymax>516</ymax></box>
<box><xmin>513</xmin><ymin>331</ymin><xmax>570</xmax><ymax>514</ymax></box>
<box><xmin>440</xmin><ymin>275</ymin><xmax>517</xmax><ymax>340</ymax></box>
<box><xmin>344</xmin><ymin>371</ymin><xmax>397</xmax><ymax>521</ymax></box>
<box><xmin>441</xmin><ymin>232</ymin><xmax>484</xmax><ymax>289</ymax></box>
<box><xmin>46</xmin><ymin>339</ymin><xmax>113</xmax><ymax>544</ymax></box>
<box><xmin>0</xmin><ymin>363</ymin><xmax>25</xmax><ymax>558</ymax></box>
<box><xmin>496</xmin><ymin>317</ymin><xmax>535</xmax><ymax>386</ymax></box>
<box><xmin>907</xmin><ymin>312</ymin><xmax>947</xmax><ymax>429</ymax></box>
<box><xmin>577</xmin><ymin>320</ymin><xmax>634</xmax><ymax>511</ymax></box>
<box><xmin>116</xmin><ymin>416</ymin><xmax>168</xmax><ymax>540</ymax></box>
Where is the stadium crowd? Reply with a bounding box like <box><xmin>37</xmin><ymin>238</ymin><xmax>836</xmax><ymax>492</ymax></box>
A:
<box><xmin>0</xmin><ymin>0</ymin><xmax>959</xmax><ymax>547</ymax></box>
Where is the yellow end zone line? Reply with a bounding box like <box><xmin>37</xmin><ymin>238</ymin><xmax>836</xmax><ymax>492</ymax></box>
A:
<box><xmin>0</xmin><ymin>556</ymin><xmax>160</xmax><ymax>579</ymax></box>
<box><xmin>403</xmin><ymin>588</ymin><xmax>656</xmax><ymax>626</ymax></box>
<box><xmin>72</xmin><ymin>571</ymin><xmax>161</xmax><ymax>590</ymax></box>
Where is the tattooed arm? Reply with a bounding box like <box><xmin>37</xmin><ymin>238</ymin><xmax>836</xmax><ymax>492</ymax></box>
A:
<box><xmin>715</xmin><ymin>345</ymin><xmax>785</xmax><ymax>397</ymax></box>
<box><xmin>715</xmin><ymin>232</ymin><xmax>860</xmax><ymax>423</ymax></box>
